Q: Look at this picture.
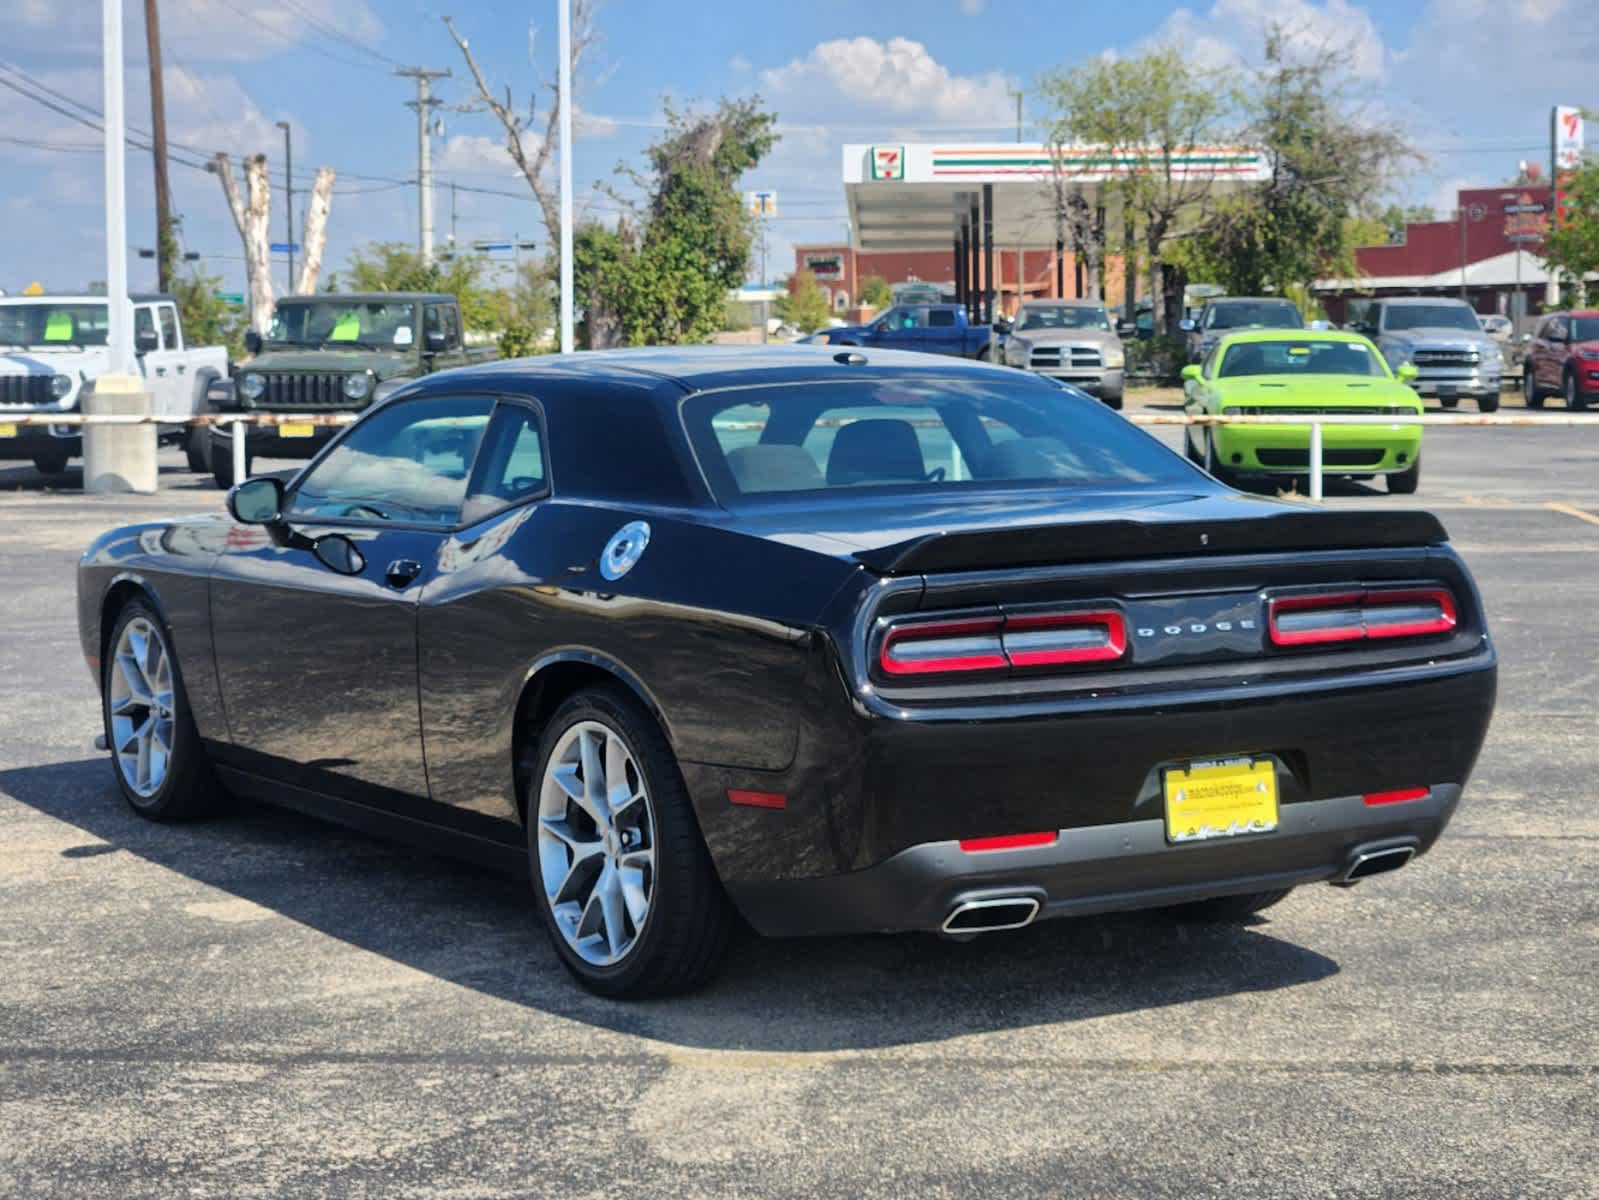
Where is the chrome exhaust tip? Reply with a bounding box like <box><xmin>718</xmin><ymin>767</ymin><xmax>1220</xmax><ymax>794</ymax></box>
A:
<box><xmin>1334</xmin><ymin>842</ymin><xmax>1417</xmax><ymax>886</ymax></box>
<box><xmin>941</xmin><ymin>894</ymin><xmax>1041</xmax><ymax>935</ymax></box>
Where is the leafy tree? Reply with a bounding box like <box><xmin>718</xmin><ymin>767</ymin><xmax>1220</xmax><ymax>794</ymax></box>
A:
<box><xmin>1543</xmin><ymin>155</ymin><xmax>1599</xmax><ymax>305</ymax></box>
<box><xmin>857</xmin><ymin>274</ymin><xmax>893</xmax><ymax>308</ymax></box>
<box><xmin>328</xmin><ymin>242</ymin><xmax>502</xmax><ymax>333</ymax></box>
<box><xmin>1380</xmin><ymin>203</ymin><xmax>1436</xmax><ymax>244</ymax></box>
<box><xmin>1038</xmin><ymin>47</ymin><xmax>1228</xmax><ymax>335</ymax></box>
<box><xmin>1179</xmin><ymin>27</ymin><xmax>1417</xmax><ymax>297</ymax></box>
<box><xmin>170</xmin><ymin>262</ymin><xmax>245</xmax><ymax>360</ymax></box>
<box><xmin>776</xmin><ymin>270</ymin><xmax>831</xmax><ymax>333</ymax></box>
<box><xmin>576</xmin><ymin>98</ymin><xmax>779</xmax><ymax>347</ymax></box>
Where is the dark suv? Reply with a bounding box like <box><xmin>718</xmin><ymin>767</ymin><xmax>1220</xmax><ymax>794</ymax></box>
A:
<box><xmin>1523</xmin><ymin>311</ymin><xmax>1599</xmax><ymax>410</ymax></box>
<box><xmin>1182</xmin><ymin>297</ymin><xmax>1304</xmax><ymax>363</ymax></box>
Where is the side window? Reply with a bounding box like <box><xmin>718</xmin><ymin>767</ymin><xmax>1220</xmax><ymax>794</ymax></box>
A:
<box><xmin>927</xmin><ymin>308</ymin><xmax>956</xmax><ymax>328</ymax></box>
<box><xmin>423</xmin><ymin>305</ymin><xmax>445</xmax><ymax>346</ymax></box>
<box><xmin>898</xmin><ymin>308</ymin><xmax>926</xmax><ymax>330</ymax></box>
<box><xmin>1202</xmin><ymin>343</ymin><xmax>1220</xmax><ymax>378</ymax></box>
<box><xmin>158</xmin><ymin>304</ymin><xmax>180</xmax><ymax>350</ymax></box>
<box><xmin>460</xmin><ymin>402</ymin><xmax>549</xmax><ymax>523</ymax></box>
<box><xmin>442</xmin><ymin>305</ymin><xmax>462</xmax><ymax>349</ymax></box>
<box><xmin>288</xmin><ymin>395</ymin><xmax>495</xmax><ymax>526</ymax></box>
<box><xmin>134</xmin><ymin>306</ymin><xmax>157</xmax><ymax>348</ymax></box>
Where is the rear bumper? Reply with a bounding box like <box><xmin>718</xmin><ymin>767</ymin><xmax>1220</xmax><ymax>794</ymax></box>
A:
<box><xmin>727</xmin><ymin>787</ymin><xmax>1458</xmax><ymax>936</ymax></box>
<box><xmin>1214</xmin><ymin>423</ymin><xmax>1421</xmax><ymax>475</ymax></box>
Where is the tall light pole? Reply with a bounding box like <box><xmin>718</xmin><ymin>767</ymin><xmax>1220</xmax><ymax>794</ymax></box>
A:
<box><xmin>558</xmin><ymin>0</ymin><xmax>574</xmax><ymax>354</ymax></box>
<box><xmin>396</xmin><ymin>66</ymin><xmax>450</xmax><ymax>263</ymax></box>
<box><xmin>277</xmin><ymin>120</ymin><xmax>294</xmax><ymax>292</ymax></box>
<box><xmin>102</xmin><ymin>0</ymin><xmax>131</xmax><ymax>374</ymax></box>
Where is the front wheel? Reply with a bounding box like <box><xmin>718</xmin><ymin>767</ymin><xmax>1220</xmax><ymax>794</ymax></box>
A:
<box><xmin>102</xmin><ymin>599</ymin><xmax>221</xmax><ymax>821</ymax></box>
<box><xmin>209</xmin><ymin>430</ymin><xmax>250</xmax><ymax>489</ymax></box>
<box><xmin>1101</xmin><ymin>392</ymin><xmax>1124</xmax><ymax>411</ymax></box>
<box><xmin>975</xmin><ymin>345</ymin><xmax>991</xmax><ymax>362</ymax></box>
<box><xmin>525</xmin><ymin>686</ymin><xmax>733</xmax><ymax>998</ymax></box>
<box><xmin>1477</xmin><ymin>392</ymin><xmax>1500</xmax><ymax>414</ymax></box>
<box><xmin>32</xmin><ymin>447</ymin><xmax>70</xmax><ymax>475</ymax></box>
<box><xmin>1387</xmin><ymin>454</ymin><xmax>1421</xmax><ymax>494</ymax></box>
<box><xmin>1566</xmin><ymin>371</ymin><xmax>1588</xmax><ymax>412</ymax></box>
<box><xmin>1203</xmin><ymin>430</ymin><xmax>1235</xmax><ymax>486</ymax></box>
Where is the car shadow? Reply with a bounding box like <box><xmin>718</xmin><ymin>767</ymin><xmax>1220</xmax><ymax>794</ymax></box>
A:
<box><xmin>2</xmin><ymin>758</ymin><xmax>1341</xmax><ymax>1052</ymax></box>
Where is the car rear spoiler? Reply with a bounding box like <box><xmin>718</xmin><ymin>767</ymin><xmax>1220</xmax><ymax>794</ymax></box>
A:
<box><xmin>852</xmin><ymin>509</ymin><xmax>1450</xmax><ymax>574</ymax></box>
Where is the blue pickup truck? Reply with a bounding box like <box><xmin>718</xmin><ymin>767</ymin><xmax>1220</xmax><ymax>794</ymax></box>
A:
<box><xmin>812</xmin><ymin>304</ymin><xmax>1001</xmax><ymax>360</ymax></box>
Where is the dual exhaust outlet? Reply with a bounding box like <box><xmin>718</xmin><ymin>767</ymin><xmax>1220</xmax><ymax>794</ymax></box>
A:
<box><xmin>940</xmin><ymin>839</ymin><xmax>1420</xmax><ymax>933</ymax></box>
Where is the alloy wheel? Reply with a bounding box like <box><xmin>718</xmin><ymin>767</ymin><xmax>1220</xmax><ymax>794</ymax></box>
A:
<box><xmin>108</xmin><ymin>617</ymin><xmax>175</xmax><ymax>798</ymax></box>
<box><xmin>536</xmin><ymin>720</ymin><xmax>657</xmax><ymax>966</ymax></box>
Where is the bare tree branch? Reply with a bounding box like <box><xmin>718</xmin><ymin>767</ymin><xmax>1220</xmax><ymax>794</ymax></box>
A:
<box><xmin>207</xmin><ymin>152</ymin><xmax>274</xmax><ymax>332</ymax></box>
<box><xmin>295</xmin><ymin>167</ymin><xmax>336</xmax><ymax>294</ymax></box>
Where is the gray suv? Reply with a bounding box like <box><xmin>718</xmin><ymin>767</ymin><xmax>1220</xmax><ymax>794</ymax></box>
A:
<box><xmin>1351</xmin><ymin>297</ymin><xmax>1503</xmax><ymax>412</ymax></box>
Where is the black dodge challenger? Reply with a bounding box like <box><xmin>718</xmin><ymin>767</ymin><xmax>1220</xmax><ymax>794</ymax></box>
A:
<box><xmin>77</xmin><ymin>347</ymin><xmax>1497</xmax><ymax>996</ymax></box>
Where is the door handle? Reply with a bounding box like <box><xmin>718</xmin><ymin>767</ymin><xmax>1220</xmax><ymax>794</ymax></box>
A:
<box><xmin>177</xmin><ymin>364</ymin><xmax>187</xmax><ymax>374</ymax></box>
<box><xmin>384</xmin><ymin>558</ymin><xmax>423</xmax><ymax>589</ymax></box>
<box><xmin>155</xmin><ymin>366</ymin><xmax>167</xmax><ymax>376</ymax></box>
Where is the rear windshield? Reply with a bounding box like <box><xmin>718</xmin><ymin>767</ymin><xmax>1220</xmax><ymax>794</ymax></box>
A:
<box><xmin>682</xmin><ymin>378</ymin><xmax>1191</xmax><ymax>502</ymax></box>
<box><xmin>1219</xmin><ymin>339</ymin><xmax>1387</xmax><ymax>379</ymax></box>
<box><xmin>1381</xmin><ymin>304</ymin><xmax>1480</xmax><ymax>332</ymax></box>
<box><xmin>1203</xmin><ymin>301</ymin><xmax>1303</xmax><ymax>330</ymax></box>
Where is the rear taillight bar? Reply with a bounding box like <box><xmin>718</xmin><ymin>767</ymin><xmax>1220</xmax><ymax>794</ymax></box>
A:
<box><xmin>879</xmin><ymin>609</ymin><xmax>1126</xmax><ymax>677</ymax></box>
<box><xmin>1268</xmin><ymin>587</ymin><xmax>1457</xmax><ymax>649</ymax></box>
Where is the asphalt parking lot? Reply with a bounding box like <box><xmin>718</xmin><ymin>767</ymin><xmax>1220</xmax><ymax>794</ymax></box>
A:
<box><xmin>1</xmin><ymin>395</ymin><xmax>1596</xmax><ymax>1198</ymax></box>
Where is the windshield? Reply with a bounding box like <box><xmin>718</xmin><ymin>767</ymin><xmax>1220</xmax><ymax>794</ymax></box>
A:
<box><xmin>682</xmin><ymin>377</ymin><xmax>1191</xmax><ymax>502</ymax></box>
<box><xmin>1382</xmin><ymin>304</ymin><xmax>1481</xmax><ymax>333</ymax></box>
<box><xmin>267</xmin><ymin>301</ymin><xmax>418</xmax><ymax>350</ymax></box>
<box><xmin>1218</xmin><ymin>339</ymin><xmax>1388</xmax><ymax>379</ymax></box>
<box><xmin>1203</xmin><ymin>301</ymin><xmax>1303</xmax><ymax>331</ymax></box>
<box><xmin>0</xmin><ymin>302</ymin><xmax>109</xmax><ymax>347</ymax></box>
<box><xmin>1016</xmin><ymin>305</ymin><xmax>1112</xmax><ymax>333</ymax></box>
<box><xmin>1571</xmin><ymin>317</ymin><xmax>1599</xmax><ymax>342</ymax></box>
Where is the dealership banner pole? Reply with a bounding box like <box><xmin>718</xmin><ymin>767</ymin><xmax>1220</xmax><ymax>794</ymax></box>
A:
<box><xmin>1309</xmin><ymin>422</ymin><xmax>1324</xmax><ymax>503</ymax></box>
<box><xmin>102</xmin><ymin>0</ymin><xmax>131</xmax><ymax>375</ymax></box>
<box><xmin>557</xmin><ymin>0</ymin><xmax>574</xmax><ymax>354</ymax></box>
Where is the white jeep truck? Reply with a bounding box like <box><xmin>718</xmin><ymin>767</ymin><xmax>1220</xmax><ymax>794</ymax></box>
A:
<box><xmin>0</xmin><ymin>294</ymin><xmax>229</xmax><ymax>475</ymax></box>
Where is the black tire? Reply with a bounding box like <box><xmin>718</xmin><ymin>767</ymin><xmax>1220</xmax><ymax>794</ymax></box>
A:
<box><xmin>184</xmin><ymin>427</ymin><xmax>210</xmax><ymax>473</ymax></box>
<box><xmin>1203</xmin><ymin>430</ymin><xmax>1235</xmax><ymax>487</ymax></box>
<box><xmin>975</xmin><ymin>345</ymin><xmax>991</xmax><ymax>362</ymax></box>
<box><xmin>1566</xmin><ymin>370</ymin><xmax>1588</xmax><ymax>412</ymax></box>
<box><xmin>1476</xmin><ymin>392</ymin><xmax>1500</xmax><ymax>414</ymax></box>
<box><xmin>31</xmin><ymin>447</ymin><xmax>70</xmax><ymax>475</ymax></box>
<box><xmin>523</xmin><ymin>685</ymin><xmax>733</xmax><ymax>998</ymax></box>
<box><xmin>1101</xmin><ymin>392</ymin><xmax>1124</xmax><ymax>411</ymax></box>
<box><xmin>101</xmin><ymin>598</ymin><xmax>221</xmax><ymax>821</ymax></box>
<box><xmin>209</xmin><ymin>430</ymin><xmax>250</xmax><ymax>489</ymax></box>
<box><xmin>1164</xmin><ymin>888</ymin><xmax>1294</xmax><ymax>924</ymax></box>
<box><xmin>1438</xmin><ymin>395</ymin><xmax>1460</xmax><ymax>410</ymax></box>
<box><xmin>1184</xmin><ymin>429</ymin><xmax>1204</xmax><ymax>466</ymax></box>
<box><xmin>1525</xmin><ymin>367</ymin><xmax>1545</xmax><ymax>409</ymax></box>
<box><xmin>1387</xmin><ymin>454</ymin><xmax>1421</xmax><ymax>494</ymax></box>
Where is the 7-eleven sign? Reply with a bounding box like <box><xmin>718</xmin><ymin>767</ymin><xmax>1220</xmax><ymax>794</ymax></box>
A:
<box><xmin>870</xmin><ymin>145</ymin><xmax>906</xmax><ymax>181</ymax></box>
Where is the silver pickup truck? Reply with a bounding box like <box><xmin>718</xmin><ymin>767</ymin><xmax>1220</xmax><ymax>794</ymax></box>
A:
<box><xmin>0</xmin><ymin>294</ymin><xmax>228</xmax><ymax>474</ymax></box>
<box><xmin>1000</xmin><ymin>299</ymin><xmax>1126</xmax><ymax>408</ymax></box>
<box><xmin>1350</xmin><ymin>297</ymin><xmax>1504</xmax><ymax>413</ymax></box>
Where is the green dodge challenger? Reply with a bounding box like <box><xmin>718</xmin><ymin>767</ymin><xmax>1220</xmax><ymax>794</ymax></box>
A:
<box><xmin>1181</xmin><ymin>330</ymin><xmax>1424</xmax><ymax>494</ymax></box>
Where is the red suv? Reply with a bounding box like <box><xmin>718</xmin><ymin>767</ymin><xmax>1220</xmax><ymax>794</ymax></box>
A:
<box><xmin>1523</xmin><ymin>311</ymin><xmax>1599</xmax><ymax>410</ymax></box>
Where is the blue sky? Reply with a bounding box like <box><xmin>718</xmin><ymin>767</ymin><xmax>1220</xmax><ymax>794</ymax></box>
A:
<box><xmin>1</xmin><ymin>0</ymin><xmax>1593</xmax><ymax>299</ymax></box>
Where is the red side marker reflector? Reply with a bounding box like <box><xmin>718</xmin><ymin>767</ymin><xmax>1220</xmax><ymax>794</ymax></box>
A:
<box><xmin>727</xmin><ymin>789</ymin><xmax>787</xmax><ymax>810</ymax></box>
<box><xmin>959</xmin><ymin>831</ymin><xmax>1058</xmax><ymax>852</ymax></box>
<box><xmin>1363</xmin><ymin>787</ymin><xmax>1429</xmax><ymax>806</ymax></box>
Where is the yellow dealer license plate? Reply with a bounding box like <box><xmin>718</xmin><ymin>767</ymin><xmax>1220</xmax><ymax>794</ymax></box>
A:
<box><xmin>1164</xmin><ymin>758</ymin><xmax>1278</xmax><ymax>843</ymax></box>
<box><xmin>278</xmin><ymin>423</ymin><xmax>314</xmax><ymax>438</ymax></box>
<box><xmin>0</xmin><ymin>423</ymin><xmax>17</xmax><ymax>438</ymax></box>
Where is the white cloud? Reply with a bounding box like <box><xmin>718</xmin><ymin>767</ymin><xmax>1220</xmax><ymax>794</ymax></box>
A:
<box><xmin>758</xmin><ymin>36</ymin><xmax>1014</xmax><ymax>124</ymax></box>
<box><xmin>1150</xmin><ymin>0</ymin><xmax>1391</xmax><ymax>81</ymax></box>
<box><xmin>959</xmin><ymin>0</ymin><xmax>985</xmax><ymax>13</ymax></box>
<box><xmin>439</xmin><ymin>134</ymin><xmax>518</xmax><ymax>176</ymax></box>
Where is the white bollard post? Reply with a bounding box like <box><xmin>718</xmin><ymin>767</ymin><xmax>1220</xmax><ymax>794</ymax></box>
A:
<box><xmin>1309</xmin><ymin>421</ymin><xmax>1323</xmax><ymax>503</ymax></box>
<box><xmin>231</xmin><ymin>417</ymin><xmax>247</xmax><ymax>484</ymax></box>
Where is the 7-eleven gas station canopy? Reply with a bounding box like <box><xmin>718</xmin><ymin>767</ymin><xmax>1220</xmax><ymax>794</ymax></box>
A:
<box><xmin>842</xmin><ymin>142</ymin><xmax>1269</xmax><ymax>252</ymax></box>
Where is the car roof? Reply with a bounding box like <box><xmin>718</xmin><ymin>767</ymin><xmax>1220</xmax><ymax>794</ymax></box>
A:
<box><xmin>1205</xmin><ymin>296</ymin><xmax>1296</xmax><ymax>305</ymax></box>
<box><xmin>428</xmin><ymin>344</ymin><xmax>1036</xmax><ymax>396</ymax></box>
<box><xmin>1378</xmin><ymin>297</ymin><xmax>1472</xmax><ymax>306</ymax></box>
<box><xmin>1214</xmin><ymin>329</ymin><xmax>1374</xmax><ymax>347</ymax></box>
<box><xmin>0</xmin><ymin>293</ymin><xmax>175</xmax><ymax>304</ymax></box>
<box><xmin>274</xmin><ymin>292</ymin><xmax>456</xmax><ymax>304</ymax></box>
<box><xmin>1554</xmin><ymin>309</ymin><xmax>1599</xmax><ymax>318</ymax></box>
<box><xmin>1019</xmin><ymin>298</ymin><xmax>1104</xmax><ymax>307</ymax></box>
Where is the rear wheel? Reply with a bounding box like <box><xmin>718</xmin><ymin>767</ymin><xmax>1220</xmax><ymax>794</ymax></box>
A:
<box><xmin>1477</xmin><ymin>392</ymin><xmax>1500</xmax><ymax>414</ymax></box>
<box><xmin>1387</xmin><ymin>454</ymin><xmax>1421</xmax><ymax>495</ymax></box>
<box><xmin>31</xmin><ymin>447</ymin><xmax>70</xmax><ymax>475</ymax></box>
<box><xmin>1164</xmin><ymin>888</ymin><xmax>1294</xmax><ymax>923</ymax></box>
<box><xmin>524</xmin><ymin>686</ymin><xmax>733</xmax><ymax>998</ymax></box>
<box><xmin>102</xmin><ymin>599</ymin><xmax>221</xmax><ymax>821</ymax></box>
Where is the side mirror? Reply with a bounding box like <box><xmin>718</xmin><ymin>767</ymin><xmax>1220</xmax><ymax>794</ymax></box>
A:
<box><xmin>1180</xmin><ymin>364</ymin><xmax>1203</xmax><ymax>383</ymax></box>
<box><xmin>1397</xmin><ymin>363</ymin><xmax>1419</xmax><ymax>384</ymax></box>
<box><xmin>1179</xmin><ymin>318</ymin><xmax>1196</xmax><ymax>333</ymax></box>
<box><xmin>244</xmin><ymin>330</ymin><xmax>263</xmax><ymax>356</ymax></box>
<box><xmin>227</xmin><ymin>476</ymin><xmax>284</xmax><ymax>524</ymax></box>
<box><xmin>992</xmin><ymin>319</ymin><xmax>1012</xmax><ymax>334</ymax></box>
<box><xmin>135</xmin><ymin>328</ymin><xmax>159</xmax><ymax>355</ymax></box>
<box><xmin>1520</xmin><ymin>332</ymin><xmax>1532</xmax><ymax>343</ymax></box>
<box><xmin>312</xmin><ymin>533</ymin><xmax>366</xmax><ymax>576</ymax></box>
<box><xmin>424</xmin><ymin>329</ymin><xmax>449</xmax><ymax>354</ymax></box>
<box><xmin>1115</xmin><ymin>319</ymin><xmax>1134</xmax><ymax>337</ymax></box>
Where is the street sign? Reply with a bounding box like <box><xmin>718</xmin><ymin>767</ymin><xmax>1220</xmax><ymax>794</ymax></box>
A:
<box><xmin>270</xmin><ymin>242</ymin><xmax>301</xmax><ymax>254</ymax></box>
<box><xmin>215</xmin><ymin>291</ymin><xmax>245</xmax><ymax>305</ymax></box>
<box><xmin>747</xmin><ymin>190</ymin><xmax>777</xmax><ymax>217</ymax></box>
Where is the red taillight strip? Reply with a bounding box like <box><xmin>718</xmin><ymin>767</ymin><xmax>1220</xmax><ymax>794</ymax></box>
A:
<box><xmin>727</xmin><ymin>789</ymin><xmax>787</xmax><ymax>810</ymax></box>
<box><xmin>879</xmin><ymin>609</ymin><xmax>1127</xmax><ymax>678</ymax></box>
<box><xmin>1268</xmin><ymin>587</ymin><xmax>1458</xmax><ymax>648</ymax></box>
<box><xmin>1363</xmin><ymin>787</ymin><xmax>1430</xmax><ymax>806</ymax></box>
<box><xmin>959</xmin><ymin>831</ymin><xmax>1058</xmax><ymax>852</ymax></box>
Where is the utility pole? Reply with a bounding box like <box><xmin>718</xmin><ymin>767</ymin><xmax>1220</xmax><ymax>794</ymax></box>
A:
<box><xmin>277</xmin><ymin>120</ymin><xmax>294</xmax><ymax>292</ymax></box>
<box><xmin>141</xmin><ymin>0</ymin><xmax>173</xmax><ymax>293</ymax></box>
<box><xmin>396</xmin><ymin>66</ymin><xmax>450</xmax><ymax>263</ymax></box>
<box><xmin>450</xmin><ymin>182</ymin><xmax>457</xmax><ymax>251</ymax></box>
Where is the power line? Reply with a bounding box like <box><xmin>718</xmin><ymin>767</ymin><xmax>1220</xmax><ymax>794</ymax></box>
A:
<box><xmin>206</xmin><ymin>0</ymin><xmax>388</xmax><ymax>73</ymax></box>
<box><xmin>276</xmin><ymin>0</ymin><xmax>396</xmax><ymax>66</ymax></box>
